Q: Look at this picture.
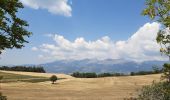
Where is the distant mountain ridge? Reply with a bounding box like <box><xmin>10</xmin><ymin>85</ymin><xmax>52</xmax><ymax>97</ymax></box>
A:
<box><xmin>40</xmin><ymin>59</ymin><xmax>168</xmax><ymax>74</ymax></box>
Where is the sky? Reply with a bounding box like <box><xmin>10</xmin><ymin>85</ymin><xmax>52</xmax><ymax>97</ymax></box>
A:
<box><xmin>0</xmin><ymin>0</ymin><xmax>168</xmax><ymax>65</ymax></box>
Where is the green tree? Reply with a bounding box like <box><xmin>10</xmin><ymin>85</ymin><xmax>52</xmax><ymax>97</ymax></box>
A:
<box><xmin>130</xmin><ymin>1</ymin><xmax>170</xmax><ymax>99</ymax></box>
<box><xmin>0</xmin><ymin>0</ymin><xmax>31</xmax><ymax>54</ymax></box>
<box><xmin>50</xmin><ymin>75</ymin><xmax>58</xmax><ymax>84</ymax></box>
<box><xmin>152</xmin><ymin>65</ymin><xmax>162</xmax><ymax>73</ymax></box>
<box><xmin>142</xmin><ymin>0</ymin><xmax>170</xmax><ymax>82</ymax></box>
<box><xmin>142</xmin><ymin>0</ymin><xmax>170</xmax><ymax>27</ymax></box>
<box><xmin>162</xmin><ymin>63</ymin><xmax>170</xmax><ymax>82</ymax></box>
<box><xmin>142</xmin><ymin>0</ymin><xmax>170</xmax><ymax>58</ymax></box>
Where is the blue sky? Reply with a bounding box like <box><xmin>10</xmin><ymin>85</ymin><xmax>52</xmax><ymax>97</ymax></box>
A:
<box><xmin>0</xmin><ymin>0</ymin><xmax>167</xmax><ymax>65</ymax></box>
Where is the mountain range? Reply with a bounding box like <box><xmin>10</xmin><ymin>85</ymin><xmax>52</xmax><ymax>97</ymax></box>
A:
<box><xmin>40</xmin><ymin>59</ymin><xmax>168</xmax><ymax>74</ymax></box>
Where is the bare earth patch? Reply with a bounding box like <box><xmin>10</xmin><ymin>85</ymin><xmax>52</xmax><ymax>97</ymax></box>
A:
<box><xmin>0</xmin><ymin>71</ymin><xmax>161</xmax><ymax>100</ymax></box>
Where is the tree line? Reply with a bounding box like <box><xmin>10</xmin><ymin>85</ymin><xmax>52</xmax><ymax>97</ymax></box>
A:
<box><xmin>71</xmin><ymin>72</ymin><xmax>128</xmax><ymax>78</ymax></box>
<box><xmin>71</xmin><ymin>68</ymin><xmax>163</xmax><ymax>78</ymax></box>
<box><xmin>130</xmin><ymin>67</ymin><xmax>163</xmax><ymax>76</ymax></box>
<box><xmin>0</xmin><ymin>66</ymin><xmax>46</xmax><ymax>73</ymax></box>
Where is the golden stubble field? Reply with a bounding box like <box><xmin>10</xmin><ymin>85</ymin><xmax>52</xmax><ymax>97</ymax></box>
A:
<box><xmin>0</xmin><ymin>71</ymin><xmax>161</xmax><ymax>100</ymax></box>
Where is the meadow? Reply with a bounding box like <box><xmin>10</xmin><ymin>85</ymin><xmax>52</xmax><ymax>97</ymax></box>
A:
<box><xmin>0</xmin><ymin>70</ymin><xmax>161</xmax><ymax>100</ymax></box>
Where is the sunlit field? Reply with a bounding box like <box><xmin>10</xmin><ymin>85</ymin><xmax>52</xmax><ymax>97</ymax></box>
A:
<box><xmin>0</xmin><ymin>70</ymin><xmax>161</xmax><ymax>100</ymax></box>
<box><xmin>0</xmin><ymin>0</ymin><xmax>169</xmax><ymax>100</ymax></box>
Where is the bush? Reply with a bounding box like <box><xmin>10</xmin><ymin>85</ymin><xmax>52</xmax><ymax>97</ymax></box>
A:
<box><xmin>137</xmin><ymin>82</ymin><xmax>170</xmax><ymax>100</ymax></box>
<box><xmin>162</xmin><ymin>63</ymin><xmax>170</xmax><ymax>82</ymax></box>
<box><xmin>50</xmin><ymin>75</ymin><xmax>58</xmax><ymax>84</ymax></box>
<box><xmin>131</xmin><ymin>64</ymin><xmax>170</xmax><ymax>100</ymax></box>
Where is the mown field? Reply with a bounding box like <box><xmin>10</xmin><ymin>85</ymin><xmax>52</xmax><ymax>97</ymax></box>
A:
<box><xmin>0</xmin><ymin>71</ymin><xmax>49</xmax><ymax>83</ymax></box>
<box><xmin>0</xmin><ymin>70</ymin><xmax>161</xmax><ymax>100</ymax></box>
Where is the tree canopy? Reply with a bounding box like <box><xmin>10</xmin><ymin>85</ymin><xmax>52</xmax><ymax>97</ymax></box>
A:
<box><xmin>142</xmin><ymin>0</ymin><xmax>170</xmax><ymax>82</ymax></box>
<box><xmin>142</xmin><ymin>0</ymin><xmax>170</xmax><ymax>57</ymax></box>
<box><xmin>142</xmin><ymin>0</ymin><xmax>170</xmax><ymax>27</ymax></box>
<box><xmin>0</xmin><ymin>0</ymin><xmax>31</xmax><ymax>54</ymax></box>
<box><xmin>50</xmin><ymin>75</ymin><xmax>58</xmax><ymax>84</ymax></box>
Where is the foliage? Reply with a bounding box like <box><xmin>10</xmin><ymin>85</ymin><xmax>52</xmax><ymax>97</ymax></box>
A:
<box><xmin>72</xmin><ymin>68</ymin><xmax>162</xmax><ymax>78</ymax></box>
<box><xmin>143</xmin><ymin>0</ymin><xmax>170</xmax><ymax>83</ymax></box>
<box><xmin>162</xmin><ymin>63</ymin><xmax>170</xmax><ymax>82</ymax></box>
<box><xmin>137</xmin><ymin>82</ymin><xmax>170</xmax><ymax>100</ymax></box>
<box><xmin>156</xmin><ymin>28</ymin><xmax>170</xmax><ymax>59</ymax></box>
<box><xmin>143</xmin><ymin>0</ymin><xmax>170</xmax><ymax>62</ymax></box>
<box><xmin>50</xmin><ymin>75</ymin><xmax>58</xmax><ymax>84</ymax></box>
<box><xmin>0</xmin><ymin>0</ymin><xmax>32</xmax><ymax>54</ymax></box>
<box><xmin>71</xmin><ymin>72</ymin><xmax>126</xmax><ymax>78</ymax></box>
<box><xmin>0</xmin><ymin>66</ymin><xmax>46</xmax><ymax>73</ymax></box>
<box><xmin>98</xmin><ymin>72</ymin><xmax>126</xmax><ymax>77</ymax></box>
<box><xmin>142</xmin><ymin>0</ymin><xmax>170</xmax><ymax>27</ymax></box>
<box><xmin>71</xmin><ymin>72</ymin><xmax>97</xmax><ymax>78</ymax></box>
<box><xmin>0</xmin><ymin>92</ymin><xmax>7</xmax><ymax>100</ymax></box>
<box><xmin>126</xmin><ymin>1</ymin><xmax>170</xmax><ymax>99</ymax></box>
<box><xmin>97</xmin><ymin>73</ymin><xmax>115</xmax><ymax>77</ymax></box>
<box><xmin>130</xmin><ymin>69</ymin><xmax>162</xmax><ymax>76</ymax></box>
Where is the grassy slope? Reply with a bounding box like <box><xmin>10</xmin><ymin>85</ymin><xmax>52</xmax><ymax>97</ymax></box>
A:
<box><xmin>0</xmin><ymin>71</ymin><xmax>49</xmax><ymax>83</ymax></box>
<box><xmin>0</xmin><ymin>70</ymin><xmax>73</xmax><ymax>79</ymax></box>
<box><xmin>0</xmin><ymin>70</ymin><xmax>161</xmax><ymax>100</ymax></box>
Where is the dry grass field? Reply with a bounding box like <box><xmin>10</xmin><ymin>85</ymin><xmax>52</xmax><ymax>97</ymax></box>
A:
<box><xmin>0</xmin><ymin>70</ymin><xmax>161</xmax><ymax>100</ymax></box>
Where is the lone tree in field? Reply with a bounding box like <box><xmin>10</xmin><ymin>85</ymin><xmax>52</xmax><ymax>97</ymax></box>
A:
<box><xmin>0</xmin><ymin>0</ymin><xmax>32</xmax><ymax>54</ymax></box>
<box><xmin>142</xmin><ymin>0</ymin><xmax>170</xmax><ymax>82</ymax></box>
<box><xmin>50</xmin><ymin>75</ymin><xmax>58</xmax><ymax>84</ymax></box>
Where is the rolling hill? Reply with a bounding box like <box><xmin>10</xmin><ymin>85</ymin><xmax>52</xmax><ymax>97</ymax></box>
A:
<box><xmin>0</xmin><ymin>70</ymin><xmax>161</xmax><ymax>100</ymax></box>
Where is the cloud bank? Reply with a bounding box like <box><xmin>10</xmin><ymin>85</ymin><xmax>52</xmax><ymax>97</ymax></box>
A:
<box><xmin>32</xmin><ymin>22</ymin><xmax>168</xmax><ymax>62</ymax></box>
<box><xmin>20</xmin><ymin>0</ymin><xmax>72</xmax><ymax>17</ymax></box>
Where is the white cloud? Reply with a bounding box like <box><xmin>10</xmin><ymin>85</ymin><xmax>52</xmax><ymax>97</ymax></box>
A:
<box><xmin>33</xmin><ymin>22</ymin><xmax>168</xmax><ymax>62</ymax></box>
<box><xmin>44</xmin><ymin>33</ymin><xmax>53</xmax><ymax>37</ymax></box>
<box><xmin>20</xmin><ymin>0</ymin><xmax>72</xmax><ymax>17</ymax></box>
<box><xmin>31</xmin><ymin>47</ymin><xmax>38</xmax><ymax>51</ymax></box>
<box><xmin>115</xmin><ymin>22</ymin><xmax>163</xmax><ymax>61</ymax></box>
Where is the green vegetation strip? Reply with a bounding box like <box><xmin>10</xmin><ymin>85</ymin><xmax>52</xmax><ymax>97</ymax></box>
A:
<box><xmin>0</xmin><ymin>71</ymin><xmax>50</xmax><ymax>83</ymax></box>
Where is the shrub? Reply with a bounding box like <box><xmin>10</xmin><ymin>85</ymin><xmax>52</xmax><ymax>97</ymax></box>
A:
<box><xmin>137</xmin><ymin>82</ymin><xmax>170</xmax><ymax>100</ymax></box>
<box><xmin>162</xmin><ymin>63</ymin><xmax>170</xmax><ymax>82</ymax></box>
<box><xmin>50</xmin><ymin>75</ymin><xmax>58</xmax><ymax>84</ymax></box>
